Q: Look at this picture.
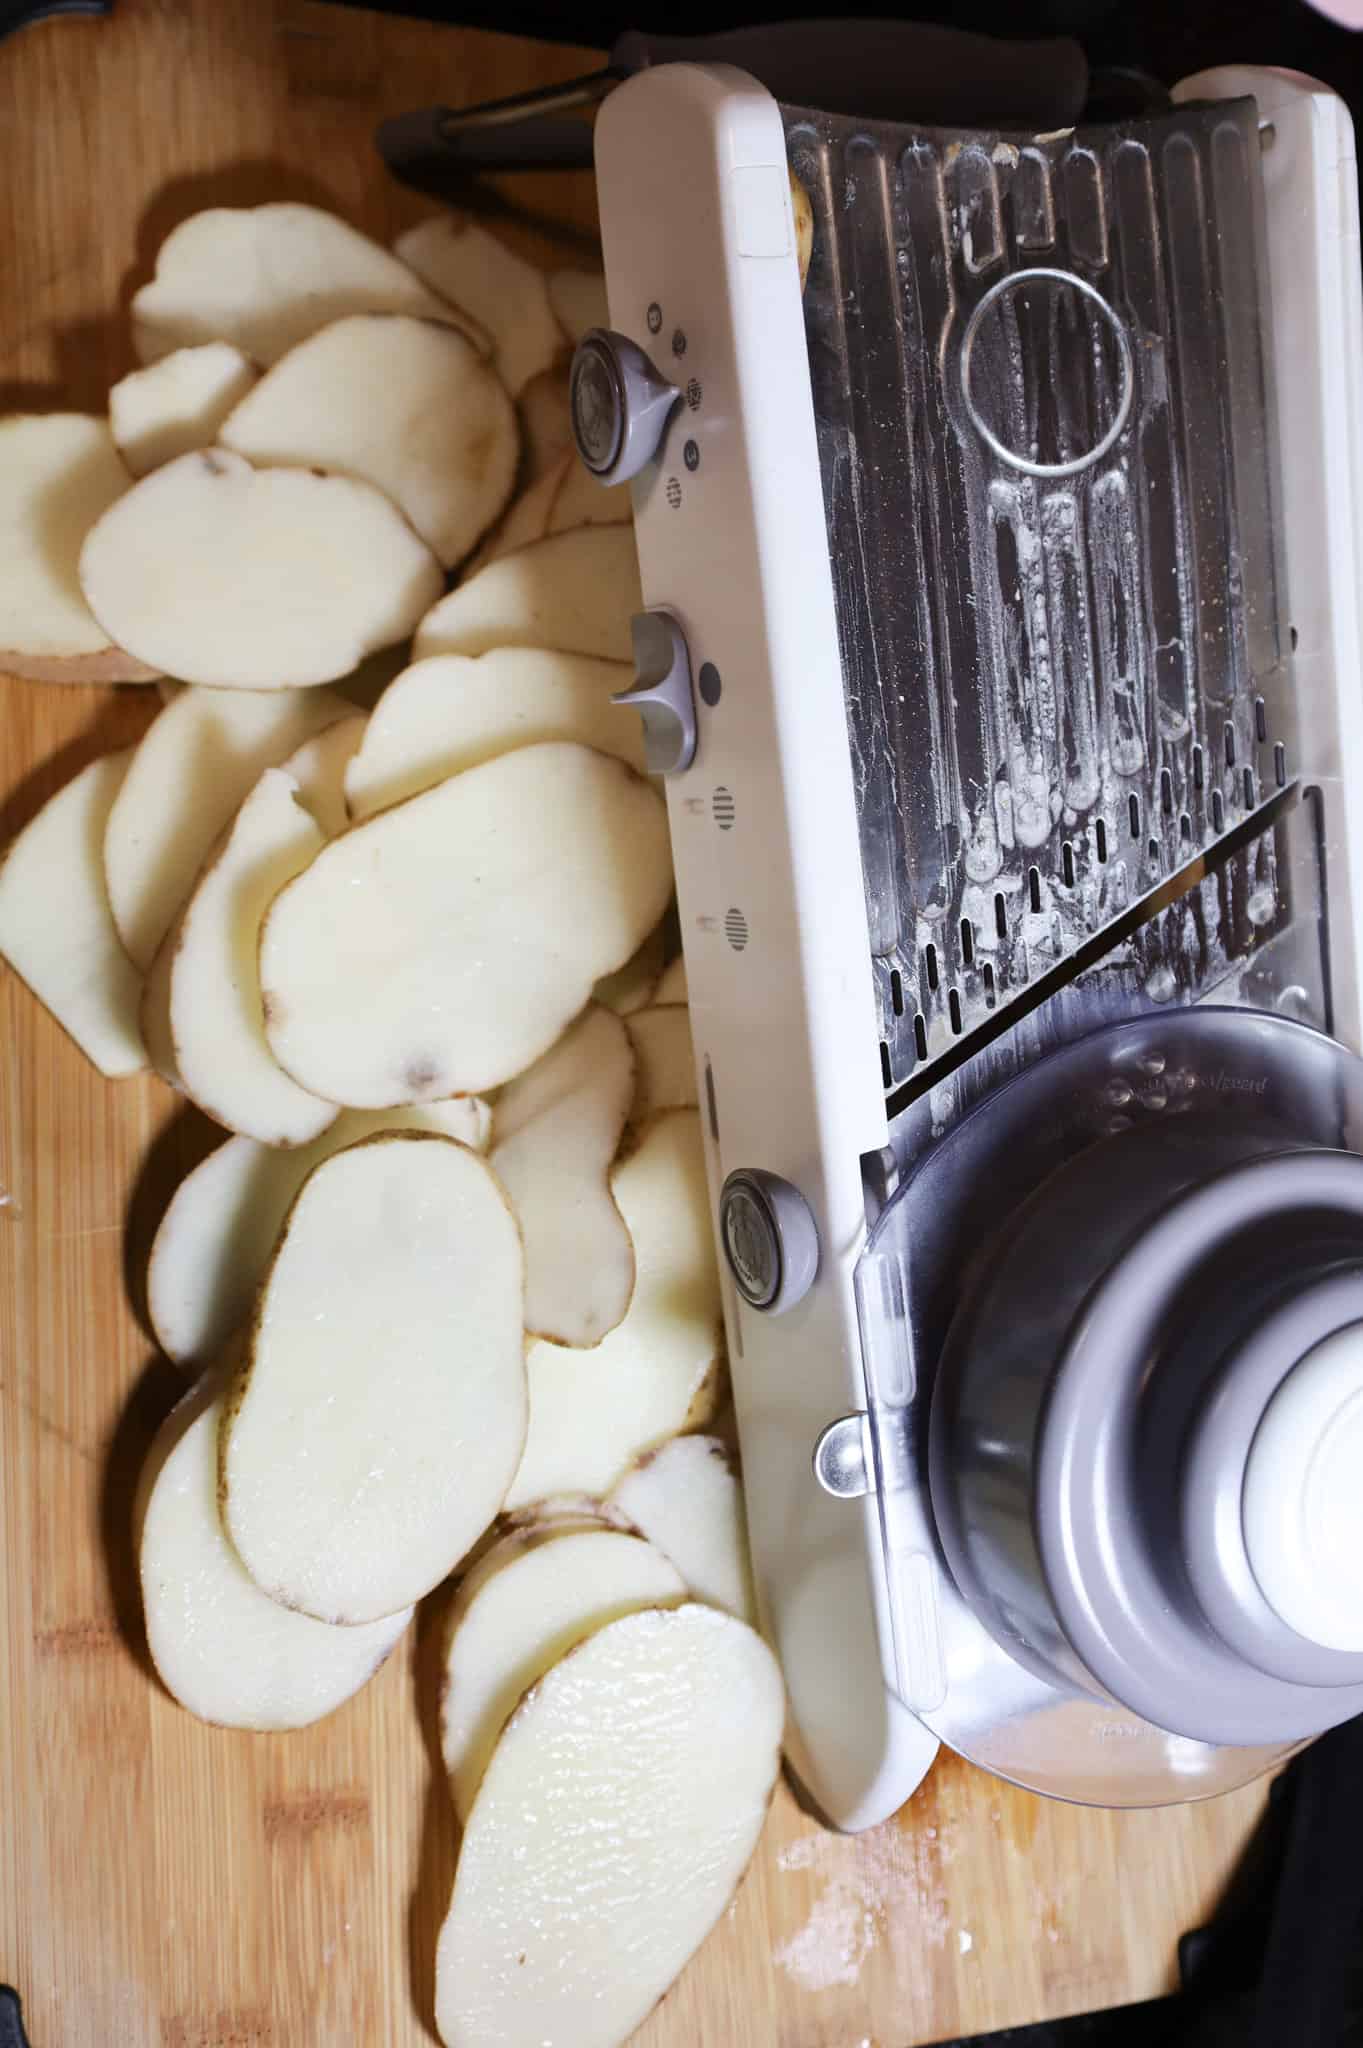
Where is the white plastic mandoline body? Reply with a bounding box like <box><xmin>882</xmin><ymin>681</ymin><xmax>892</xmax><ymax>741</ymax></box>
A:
<box><xmin>593</xmin><ymin>60</ymin><xmax>1363</xmax><ymax>1829</ymax></box>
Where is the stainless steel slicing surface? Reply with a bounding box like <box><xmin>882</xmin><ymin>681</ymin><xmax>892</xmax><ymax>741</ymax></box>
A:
<box><xmin>786</xmin><ymin>97</ymin><xmax>1298</xmax><ymax>1098</ymax></box>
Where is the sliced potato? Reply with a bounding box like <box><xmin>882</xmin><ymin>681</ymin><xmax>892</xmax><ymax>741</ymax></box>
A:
<box><xmin>549</xmin><ymin>454</ymin><xmax>631</xmax><ymax>533</ymax></box>
<box><xmin>261</xmin><ymin>741</ymin><xmax>672</xmax><ymax>1106</ymax></box>
<box><xmin>547</xmin><ymin>266</ymin><xmax>609</xmax><ymax>344</ymax></box>
<box><xmin>517</xmin><ymin>358</ymin><xmax>573</xmax><ymax>481</ymax></box>
<box><xmin>138</xmin><ymin>1358</ymin><xmax>411</xmax><ymax>1728</ymax></box>
<box><xmin>109</xmin><ymin>343</ymin><xmax>257</xmax><ymax>476</ymax></box>
<box><xmin>655</xmin><ymin>953</ymin><xmax>688</xmax><ymax>1003</ymax></box>
<box><xmin>221</xmin><ymin>1133</ymin><xmax>526</xmax><ymax>1623</ymax></box>
<box><xmin>0</xmin><ymin>414</ymin><xmax>157</xmax><ymax>684</ymax></box>
<box><xmin>395</xmin><ymin>218</ymin><xmax>562</xmax><ymax>399</ymax></box>
<box><xmin>414</xmin><ymin>526</ymin><xmax>641</xmax><ymax>664</ymax></box>
<box><xmin>592</xmin><ymin>924</ymin><xmax>665</xmax><ymax>1016</ymax></box>
<box><xmin>435</xmin><ymin>1605</ymin><xmax>783</xmax><ymax>2048</ymax></box>
<box><xmin>280</xmin><ymin>712</ymin><xmax>364</xmax><ymax>838</ymax></box>
<box><xmin>491</xmin><ymin>1004</ymin><xmax>636</xmax><ymax>1347</ymax></box>
<box><xmin>131</xmin><ymin>202</ymin><xmax>488</xmax><ymax>366</ymax></box>
<box><xmin>104</xmin><ymin>683</ymin><xmax>350</xmax><ymax>971</ymax></box>
<box><xmin>148</xmin><ymin>1099</ymin><xmax>490</xmax><ymax>1369</ymax></box>
<box><xmin>440</xmin><ymin>1524</ymin><xmax>683</xmax><ymax>1820</ymax></box>
<box><xmin>626</xmin><ymin>1004</ymin><xmax>698</xmax><ymax>1122</ymax></box>
<box><xmin>469</xmin><ymin>454</ymin><xmax>629</xmax><ymax>573</ymax></box>
<box><xmin>609</xmin><ymin>1436</ymin><xmax>756</xmax><ymax>1624</ymax></box>
<box><xmin>504</xmin><ymin>1110</ymin><xmax>723</xmax><ymax>1510</ymax></box>
<box><xmin>462</xmin><ymin>461</ymin><xmax>561</xmax><ymax>576</ymax></box>
<box><xmin>343</xmin><ymin>648</ymin><xmax>640</xmax><ymax>823</ymax></box>
<box><xmin>0</xmin><ymin>750</ymin><xmax>145</xmax><ymax>1077</ymax></box>
<box><xmin>139</xmin><ymin>920</ymin><xmax>180</xmax><ymax>1089</ymax></box>
<box><xmin>168</xmin><ymin>768</ymin><xmax>337</xmax><ymax>1146</ymax></box>
<box><xmin>220</xmin><ymin>314</ymin><xmax>516</xmax><ymax>568</ymax></box>
<box><xmin>79</xmin><ymin>450</ymin><xmax>442</xmax><ymax>690</ymax></box>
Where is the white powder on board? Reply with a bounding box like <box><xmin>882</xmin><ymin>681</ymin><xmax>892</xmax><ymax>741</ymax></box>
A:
<box><xmin>772</xmin><ymin>1814</ymin><xmax>953</xmax><ymax>1992</ymax></box>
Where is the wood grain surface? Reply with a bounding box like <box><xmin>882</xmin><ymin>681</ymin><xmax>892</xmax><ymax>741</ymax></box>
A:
<box><xmin>0</xmin><ymin>4</ymin><xmax>1269</xmax><ymax>2043</ymax></box>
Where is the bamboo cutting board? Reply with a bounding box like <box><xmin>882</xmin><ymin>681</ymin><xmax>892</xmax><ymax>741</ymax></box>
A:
<box><xmin>0</xmin><ymin>4</ymin><xmax>1268</xmax><ymax>2043</ymax></box>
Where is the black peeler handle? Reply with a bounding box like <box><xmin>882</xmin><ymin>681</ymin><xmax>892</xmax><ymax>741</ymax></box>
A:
<box><xmin>0</xmin><ymin>1987</ymin><xmax>32</xmax><ymax>2048</ymax></box>
<box><xmin>610</xmin><ymin>21</ymin><xmax>1088</xmax><ymax>128</ymax></box>
<box><xmin>0</xmin><ymin>0</ymin><xmax>111</xmax><ymax>41</ymax></box>
<box><xmin>377</xmin><ymin>18</ymin><xmax>1088</xmax><ymax>187</ymax></box>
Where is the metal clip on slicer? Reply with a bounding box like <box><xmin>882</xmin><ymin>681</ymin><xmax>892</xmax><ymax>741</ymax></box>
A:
<box><xmin>569</xmin><ymin>61</ymin><xmax>1363</xmax><ymax>1831</ymax></box>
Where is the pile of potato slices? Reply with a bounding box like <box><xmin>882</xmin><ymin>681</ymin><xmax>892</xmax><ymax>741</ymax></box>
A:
<box><xmin>0</xmin><ymin>199</ymin><xmax>782</xmax><ymax>2048</ymax></box>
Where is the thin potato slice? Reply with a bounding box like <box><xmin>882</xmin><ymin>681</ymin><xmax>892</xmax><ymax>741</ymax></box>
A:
<box><xmin>79</xmin><ymin>450</ymin><xmax>442</xmax><ymax>690</ymax></box>
<box><xmin>0</xmin><ymin>415</ymin><xmax>158</xmax><ymax>684</ymax></box>
<box><xmin>342</xmin><ymin>649</ymin><xmax>640</xmax><ymax>823</ymax></box>
<box><xmin>0</xmin><ymin>750</ymin><xmax>145</xmax><ymax>1077</ymax></box>
<box><xmin>261</xmin><ymin>741</ymin><xmax>672</xmax><ymax>1106</ymax></box>
<box><xmin>221</xmin><ymin>1133</ymin><xmax>526</xmax><ymax>1623</ymax></box>
<box><xmin>655</xmin><ymin>953</ymin><xmax>688</xmax><ymax>1003</ymax></box>
<box><xmin>516</xmin><ymin>359</ymin><xmax>573</xmax><ymax>481</ymax></box>
<box><xmin>220</xmin><ymin>314</ymin><xmax>517</xmax><ymax>568</ymax></box>
<box><xmin>465</xmin><ymin>462</ymin><xmax>563</xmax><ymax>573</ymax></box>
<box><xmin>414</xmin><ymin>527</ymin><xmax>641</xmax><ymax>664</ymax></box>
<box><xmin>104</xmin><ymin>683</ymin><xmax>351</xmax><ymax>971</ymax></box>
<box><xmin>131</xmin><ymin>202</ymin><xmax>488</xmax><ymax>365</ymax></box>
<box><xmin>439</xmin><ymin>1525</ymin><xmax>684</xmax><ymax>1820</ymax></box>
<box><xmin>395</xmin><ymin>218</ymin><xmax>562</xmax><ymax>398</ymax></box>
<box><xmin>138</xmin><ymin>1359</ymin><xmax>411</xmax><ymax>1728</ymax></box>
<box><xmin>549</xmin><ymin>454</ymin><xmax>631</xmax><ymax>533</ymax></box>
<box><xmin>592</xmin><ymin>924</ymin><xmax>665</xmax><ymax>1016</ymax></box>
<box><xmin>280</xmin><ymin>713</ymin><xmax>365</xmax><ymax>838</ymax></box>
<box><xmin>109</xmin><ymin>343</ymin><xmax>258</xmax><ymax>476</ymax></box>
<box><xmin>547</xmin><ymin>267</ymin><xmax>609</xmax><ymax>344</ymax></box>
<box><xmin>504</xmin><ymin>1110</ymin><xmax>723</xmax><ymax>1510</ymax></box>
<box><xmin>490</xmin><ymin>1005</ymin><xmax>636</xmax><ymax>1347</ymax></box>
<box><xmin>609</xmin><ymin>1436</ymin><xmax>756</xmax><ymax>1624</ymax></box>
<box><xmin>149</xmin><ymin>1099</ymin><xmax>490</xmax><ymax>1369</ymax></box>
<box><xmin>168</xmin><ymin>768</ymin><xmax>337</xmax><ymax>1146</ymax></box>
<box><xmin>435</xmin><ymin>1605</ymin><xmax>783</xmax><ymax>2048</ymax></box>
<box><xmin>626</xmin><ymin>1004</ymin><xmax>698</xmax><ymax>1122</ymax></box>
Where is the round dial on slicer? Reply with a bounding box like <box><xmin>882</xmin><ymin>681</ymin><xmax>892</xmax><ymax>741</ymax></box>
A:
<box><xmin>569</xmin><ymin>328</ymin><xmax>682</xmax><ymax>485</ymax></box>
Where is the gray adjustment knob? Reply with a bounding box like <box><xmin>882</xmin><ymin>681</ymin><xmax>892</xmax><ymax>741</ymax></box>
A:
<box><xmin>570</xmin><ymin>328</ymin><xmax>681</xmax><ymax>484</ymax></box>
<box><xmin>719</xmin><ymin>1169</ymin><xmax>820</xmax><ymax>1314</ymax></box>
<box><xmin>614</xmin><ymin>611</ymin><xmax>697</xmax><ymax>776</ymax></box>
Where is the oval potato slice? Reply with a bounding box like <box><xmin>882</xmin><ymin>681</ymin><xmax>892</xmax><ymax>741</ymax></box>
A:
<box><xmin>79</xmin><ymin>449</ymin><xmax>442</xmax><ymax>690</ymax></box>
<box><xmin>395</xmin><ymin>217</ymin><xmax>562</xmax><ymax>399</ymax></box>
<box><xmin>342</xmin><ymin>649</ymin><xmax>640</xmax><ymax>823</ymax></box>
<box><xmin>138</xmin><ymin>1359</ymin><xmax>411</xmax><ymax>1728</ymax></box>
<box><xmin>434</xmin><ymin>1604</ymin><xmax>783</xmax><ymax>2048</ymax></box>
<box><xmin>149</xmin><ymin>1098</ymin><xmax>490</xmax><ymax>1369</ymax></box>
<box><xmin>110</xmin><ymin>343</ymin><xmax>258</xmax><ymax>476</ymax></box>
<box><xmin>130</xmin><ymin>202</ymin><xmax>488</xmax><ymax>365</ymax></box>
<box><xmin>221</xmin><ymin>1132</ymin><xmax>526</xmax><ymax>1623</ymax></box>
<box><xmin>414</xmin><ymin>526</ymin><xmax>641</xmax><ymax>664</ymax></box>
<box><xmin>440</xmin><ymin>1524</ymin><xmax>684</xmax><ymax>1820</ymax></box>
<box><xmin>220</xmin><ymin>314</ymin><xmax>517</xmax><ymax>568</ymax></box>
<box><xmin>609</xmin><ymin>1436</ymin><xmax>756</xmax><ymax>1624</ymax></box>
<box><xmin>104</xmin><ymin>683</ymin><xmax>352</xmax><ymax>971</ymax></box>
<box><xmin>0</xmin><ymin>414</ymin><xmax>158</xmax><ymax>684</ymax></box>
<box><xmin>260</xmin><ymin>741</ymin><xmax>673</xmax><ymax>1106</ymax></box>
<box><xmin>490</xmin><ymin>1004</ymin><xmax>636</xmax><ymax>1347</ymax></box>
<box><xmin>0</xmin><ymin>749</ymin><xmax>146</xmax><ymax>1077</ymax></box>
<box><xmin>504</xmin><ymin>1109</ymin><xmax>723</xmax><ymax>1511</ymax></box>
<box><xmin>168</xmin><ymin>767</ymin><xmax>337</xmax><ymax>1147</ymax></box>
